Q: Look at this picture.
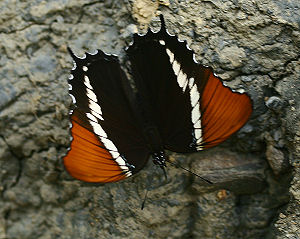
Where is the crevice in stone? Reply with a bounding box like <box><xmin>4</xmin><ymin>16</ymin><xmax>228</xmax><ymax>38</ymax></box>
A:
<box><xmin>269</xmin><ymin>54</ymin><xmax>300</xmax><ymax>83</ymax></box>
<box><xmin>282</xmin><ymin>54</ymin><xmax>300</xmax><ymax>70</ymax></box>
<box><xmin>76</xmin><ymin>0</ymin><xmax>105</xmax><ymax>24</ymax></box>
<box><xmin>0</xmin><ymin>91</ymin><xmax>26</xmax><ymax>112</ymax></box>
<box><xmin>4</xmin><ymin>209</ymin><xmax>11</xmax><ymax>220</ymax></box>
<box><xmin>1</xmin><ymin>22</ymin><xmax>45</xmax><ymax>34</ymax></box>
<box><xmin>0</xmin><ymin>134</ymin><xmax>23</xmax><ymax>188</ymax></box>
<box><xmin>0</xmin><ymin>184</ymin><xmax>7</xmax><ymax>199</ymax></box>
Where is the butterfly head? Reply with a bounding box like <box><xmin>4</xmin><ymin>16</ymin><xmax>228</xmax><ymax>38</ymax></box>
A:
<box><xmin>152</xmin><ymin>151</ymin><xmax>167</xmax><ymax>168</ymax></box>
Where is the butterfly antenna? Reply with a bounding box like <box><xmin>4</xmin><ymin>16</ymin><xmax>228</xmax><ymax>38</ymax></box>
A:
<box><xmin>159</xmin><ymin>14</ymin><xmax>166</xmax><ymax>31</ymax></box>
<box><xmin>141</xmin><ymin>164</ymin><xmax>167</xmax><ymax>210</ymax></box>
<box><xmin>166</xmin><ymin>159</ymin><xmax>213</xmax><ymax>184</ymax></box>
<box><xmin>161</xmin><ymin>166</ymin><xmax>168</xmax><ymax>181</ymax></box>
<box><xmin>141</xmin><ymin>189</ymin><xmax>149</xmax><ymax>210</ymax></box>
<box><xmin>67</xmin><ymin>47</ymin><xmax>76</xmax><ymax>59</ymax></box>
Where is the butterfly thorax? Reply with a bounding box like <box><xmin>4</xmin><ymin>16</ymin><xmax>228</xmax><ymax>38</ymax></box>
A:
<box><xmin>143</xmin><ymin>125</ymin><xmax>163</xmax><ymax>152</ymax></box>
<box><xmin>142</xmin><ymin>125</ymin><xmax>168</xmax><ymax>167</ymax></box>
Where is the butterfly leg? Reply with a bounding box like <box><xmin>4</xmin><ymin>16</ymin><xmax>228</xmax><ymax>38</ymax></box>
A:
<box><xmin>152</xmin><ymin>151</ymin><xmax>168</xmax><ymax>180</ymax></box>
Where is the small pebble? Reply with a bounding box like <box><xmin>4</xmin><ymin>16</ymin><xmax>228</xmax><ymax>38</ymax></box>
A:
<box><xmin>279</xmin><ymin>213</ymin><xmax>286</xmax><ymax>219</ymax></box>
<box><xmin>265</xmin><ymin>96</ymin><xmax>283</xmax><ymax>111</ymax></box>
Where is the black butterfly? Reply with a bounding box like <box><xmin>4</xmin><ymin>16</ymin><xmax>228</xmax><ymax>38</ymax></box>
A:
<box><xmin>64</xmin><ymin>15</ymin><xmax>252</xmax><ymax>183</ymax></box>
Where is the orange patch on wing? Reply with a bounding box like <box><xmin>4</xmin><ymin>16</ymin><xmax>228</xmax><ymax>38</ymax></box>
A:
<box><xmin>63</xmin><ymin>115</ymin><xmax>126</xmax><ymax>183</ymax></box>
<box><xmin>201</xmin><ymin>72</ymin><xmax>252</xmax><ymax>148</ymax></box>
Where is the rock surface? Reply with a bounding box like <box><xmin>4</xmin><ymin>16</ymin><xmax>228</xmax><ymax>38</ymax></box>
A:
<box><xmin>0</xmin><ymin>0</ymin><xmax>299</xmax><ymax>238</ymax></box>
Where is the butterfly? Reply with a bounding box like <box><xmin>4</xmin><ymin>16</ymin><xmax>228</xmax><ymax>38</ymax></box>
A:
<box><xmin>63</xmin><ymin>15</ymin><xmax>252</xmax><ymax>183</ymax></box>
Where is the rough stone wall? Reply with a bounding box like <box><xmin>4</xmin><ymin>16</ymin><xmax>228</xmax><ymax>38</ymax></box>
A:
<box><xmin>0</xmin><ymin>0</ymin><xmax>299</xmax><ymax>238</ymax></box>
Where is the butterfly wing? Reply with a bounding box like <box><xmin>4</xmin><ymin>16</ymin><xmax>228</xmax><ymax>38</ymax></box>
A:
<box><xmin>126</xmin><ymin>15</ymin><xmax>252</xmax><ymax>153</ymax></box>
<box><xmin>64</xmin><ymin>49</ymin><xmax>149</xmax><ymax>183</ymax></box>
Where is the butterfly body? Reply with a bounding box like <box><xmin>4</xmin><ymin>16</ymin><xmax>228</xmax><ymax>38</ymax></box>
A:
<box><xmin>64</xmin><ymin>15</ymin><xmax>252</xmax><ymax>183</ymax></box>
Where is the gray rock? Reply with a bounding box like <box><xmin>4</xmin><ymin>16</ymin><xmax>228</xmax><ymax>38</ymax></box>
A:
<box><xmin>189</xmin><ymin>148</ymin><xmax>266</xmax><ymax>194</ymax></box>
<box><xmin>266</xmin><ymin>144</ymin><xmax>289</xmax><ymax>176</ymax></box>
<box><xmin>0</xmin><ymin>81</ymin><xmax>17</xmax><ymax>110</ymax></box>
<box><xmin>0</xmin><ymin>0</ymin><xmax>299</xmax><ymax>238</ymax></box>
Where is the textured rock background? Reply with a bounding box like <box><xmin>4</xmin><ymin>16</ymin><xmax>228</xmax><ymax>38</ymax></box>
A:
<box><xmin>0</xmin><ymin>0</ymin><xmax>299</xmax><ymax>238</ymax></box>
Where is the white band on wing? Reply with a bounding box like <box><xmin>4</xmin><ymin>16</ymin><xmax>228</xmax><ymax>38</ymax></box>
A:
<box><xmin>165</xmin><ymin>47</ymin><xmax>203</xmax><ymax>150</ymax></box>
<box><xmin>82</xmin><ymin>67</ymin><xmax>132</xmax><ymax>176</ymax></box>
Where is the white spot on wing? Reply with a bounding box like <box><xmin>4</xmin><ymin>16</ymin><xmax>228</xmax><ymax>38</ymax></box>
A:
<box><xmin>86</xmin><ymin>112</ymin><xmax>97</xmax><ymax>123</ymax></box>
<box><xmin>190</xmin><ymin>84</ymin><xmax>199</xmax><ymax>107</ymax></box>
<box><xmin>195</xmin><ymin>128</ymin><xmax>202</xmax><ymax>140</ymax></box>
<box><xmin>92</xmin><ymin>111</ymin><xmax>103</xmax><ymax>121</ymax></box>
<box><xmin>192</xmin><ymin>102</ymin><xmax>200</xmax><ymax>124</ymax></box>
<box><xmin>83</xmin><ymin>66</ymin><xmax>88</xmax><ymax>72</ymax></box>
<box><xmin>102</xmin><ymin>138</ymin><xmax>119</xmax><ymax>157</ymax></box>
<box><xmin>177</xmin><ymin>70</ymin><xmax>187</xmax><ymax>88</ymax></box>
<box><xmin>116</xmin><ymin>156</ymin><xmax>130</xmax><ymax>173</ymax></box>
<box><xmin>89</xmin><ymin>100</ymin><xmax>102</xmax><ymax>115</ymax></box>
<box><xmin>86</xmin><ymin>88</ymin><xmax>97</xmax><ymax>102</ymax></box>
<box><xmin>172</xmin><ymin>60</ymin><xmax>180</xmax><ymax>75</ymax></box>
<box><xmin>188</xmin><ymin>77</ymin><xmax>194</xmax><ymax>89</ymax></box>
<box><xmin>166</xmin><ymin>48</ymin><xmax>174</xmax><ymax>63</ymax></box>
<box><xmin>182</xmin><ymin>79</ymin><xmax>188</xmax><ymax>92</ymax></box>
<box><xmin>89</xmin><ymin>101</ymin><xmax>103</xmax><ymax>120</ymax></box>
<box><xmin>90</xmin><ymin>120</ymin><xmax>107</xmax><ymax>138</ymax></box>
<box><xmin>159</xmin><ymin>40</ymin><xmax>166</xmax><ymax>45</ymax></box>
<box><xmin>84</xmin><ymin>75</ymin><xmax>93</xmax><ymax>89</ymax></box>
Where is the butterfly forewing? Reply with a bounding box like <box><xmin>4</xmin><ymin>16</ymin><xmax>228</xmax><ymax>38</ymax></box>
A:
<box><xmin>65</xmin><ymin>110</ymin><xmax>127</xmax><ymax>182</ymax></box>
<box><xmin>64</xmin><ymin>50</ymin><xmax>150</xmax><ymax>182</ymax></box>
<box><xmin>199</xmin><ymin>72</ymin><xmax>252</xmax><ymax>148</ymax></box>
<box><xmin>126</xmin><ymin>15</ymin><xmax>252</xmax><ymax>153</ymax></box>
<box><xmin>127</xmin><ymin>35</ymin><xmax>196</xmax><ymax>153</ymax></box>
